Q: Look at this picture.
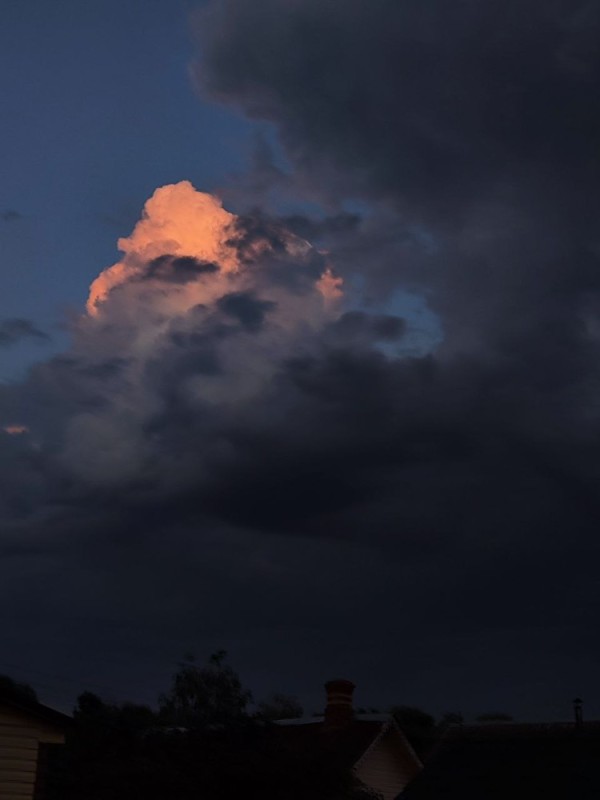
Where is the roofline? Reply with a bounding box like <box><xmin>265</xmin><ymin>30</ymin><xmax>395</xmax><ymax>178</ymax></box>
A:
<box><xmin>0</xmin><ymin>693</ymin><xmax>72</xmax><ymax>728</ymax></box>
<box><xmin>352</xmin><ymin>716</ymin><xmax>423</xmax><ymax>772</ymax></box>
<box><xmin>275</xmin><ymin>713</ymin><xmax>392</xmax><ymax>726</ymax></box>
<box><xmin>389</xmin><ymin>716</ymin><xmax>423</xmax><ymax>769</ymax></box>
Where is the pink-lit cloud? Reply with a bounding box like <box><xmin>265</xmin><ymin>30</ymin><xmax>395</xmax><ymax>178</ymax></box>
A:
<box><xmin>3</xmin><ymin>424</ymin><xmax>29</xmax><ymax>435</ymax></box>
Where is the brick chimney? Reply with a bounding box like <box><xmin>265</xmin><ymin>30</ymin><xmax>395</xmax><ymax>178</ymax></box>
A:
<box><xmin>324</xmin><ymin>679</ymin><xmax>355</xmax><ymax>729</ymax></box>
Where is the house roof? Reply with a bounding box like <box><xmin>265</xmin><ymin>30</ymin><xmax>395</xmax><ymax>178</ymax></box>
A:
<box><xmin>275</xmin><ymin>715</ymin><xmax>422</xmax><ymax>775</ymax></box>
<box><xmin>275</xmin><ymin>718</ymin><xmax>387</xmax><ymax>770</ymax></box>
<box><xmin>398</xmin><ymin>721</ymin><xmax>600</xmax><ymax>799</ymax></box>
<box><xmin>0</xmin><ymin>688</ymin><xmax>72</xmax><ymax>729</ymax></box>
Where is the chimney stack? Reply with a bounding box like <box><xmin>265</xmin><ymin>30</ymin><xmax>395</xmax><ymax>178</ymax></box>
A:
<box><xmin>324</xmin><ymin>679</ymin><xmax>355</xmax><ymax>729</ymax></box>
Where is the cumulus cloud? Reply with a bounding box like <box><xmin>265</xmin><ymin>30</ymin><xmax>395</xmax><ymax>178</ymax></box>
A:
<box><xmin>2</xmin><ymin>1</ymin><xmax>600</xmax><ymax>715</ymax></box>
<box><xmin>4</xmin><ymin>182</ymin><xmax>414</xmax><ymax>514</ymax></box>
<box><xmin>4</xmin><ymin>2</ymin><xmax>600</xmax><ymax>571</ymax></box>
<box><xmin>86</xmin><ymin>182</ymin><xmax>238</xmax><ymax>314</ymax></box>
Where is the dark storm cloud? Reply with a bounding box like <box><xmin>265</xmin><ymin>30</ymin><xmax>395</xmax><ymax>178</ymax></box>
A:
<box><xmin>74</xmin><ymin>357</ymin><xmax>130</xmax><ymax>381</ymax></box>
<box><xmin>225</xmin><ymin>214</ymin><xmax>291</xmax><ymax>259</ymax></box>
<box><xmin>142</xmin><ymin>255</ymin><xmax>219</xmax><ymax>284</ymax></box>
<box><xmin>188</xmin><ymin>346</ymin><xmax>598</xmax><ymax>546</ymax></box>
<box><xmin>2</xmin><ymin>1</ymin><xmax>600</xmax><ymax>718</ymax></box>
<box><xmin>326</xmin><ymin>311</ymin><xmax>406</xmax><ymax>346</ymax></box>
<box><xmin>1</xmin><ymin>2</ymin><xmax>595</xmax><ymax>568</ymax></box>
<box><xmin>0</xmin><ymin>318</ymin><xmax>50</xmax><ymax>347</ymax></box>
<box><xmin>224</xmin><ymin>212</ymin><xmax>330</xmax><ymax>296</ymax></box>
<box><xmin>190</xmin><ymin>0</ymin><xmax>600</xmax><ymax>702</ymax></box>
<box><xmin>216</xmin><ymin>291</ymin><xmax>276</xmax><ymax>332</ymax></box>
<box><xmin>280</xmin><ymin>212</ymin><xmax>361</xmax><ymax>242</ymax></box>
<box><xmin>193</xmin><ymin>0</ymin><xmax>600</xmax><ymax>485</ymax></box>
<box><xmin>195</xmin><ymin>0</ymin><xmax>600</xmax><ymax>346</ymax></box>
<box><xmin>195</xmin><ymin>0</ymin><xmax>600</xmax><ymax>213</ymax></box>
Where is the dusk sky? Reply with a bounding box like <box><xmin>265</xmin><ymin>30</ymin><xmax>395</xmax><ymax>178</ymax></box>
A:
<box><xmin>1</xmin><ymin>0</ymin><xmax>600</xmax><ymax>723</ymax></box>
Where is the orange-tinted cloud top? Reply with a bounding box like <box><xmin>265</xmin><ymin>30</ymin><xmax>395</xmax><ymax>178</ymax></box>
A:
<box><xmin>3</xmin><ymin>424</ymin><xmax>29</xmax><ymax>435</ymax></box>
<box><xmin>316</xmin><ymin>267</ymin><xmax>344</xmax><ymax>304</ymax></box>
<box><xmin>87</xmin><ymin>181</ymin><xmax>238</xmax><ymax>314</ymax></box>
<box><xmin>86</xmin><ymin>181</ymin><xmax>343</xmax><ymax>318</ymax></box>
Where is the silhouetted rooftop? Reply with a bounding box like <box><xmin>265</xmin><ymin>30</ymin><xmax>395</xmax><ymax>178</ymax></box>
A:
<box><xmin>399</xmin><ymin>721</ymin><xmax>600</xmax><ymax>799</ymax></box>
<box><xmin>0</xmin><ymin>687</ymin><xmax>72</xmax><ymax>729</ymax></box>
<box><xmin>274</xmin><ymin>716</ymin><xmax>394</xmax><ymax>770</ymax></box>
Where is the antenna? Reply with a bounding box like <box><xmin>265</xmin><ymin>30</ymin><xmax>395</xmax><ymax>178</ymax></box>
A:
<box><xmin>573</xmin><ymin>697</ymin><xmax>583</xmax><ymax>728</ymax></box>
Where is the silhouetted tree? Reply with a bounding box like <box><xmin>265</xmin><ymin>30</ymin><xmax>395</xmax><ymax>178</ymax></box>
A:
<box><xmin>257</xmin><ymin>692</ymin><xmax>303</xmax><ymax>720</ymax></box>
<box><xmin>0</xmin><ymin>674</ymin><xmax>38</xmax><ymax>703</ymax></box>
<box><xmin>159</xmin><ymin>650</ymin><xmax>252</xmax><ymax>729</ymax></box>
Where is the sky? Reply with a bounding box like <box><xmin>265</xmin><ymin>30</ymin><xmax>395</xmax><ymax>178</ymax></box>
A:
<box><xmin>1</xmin><ymin>0</ymin><xmax>600</xmax><ymax>723</ymax></box>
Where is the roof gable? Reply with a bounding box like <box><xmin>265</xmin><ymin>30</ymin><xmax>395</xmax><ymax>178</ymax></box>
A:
<box><xmin>355</xmin><ymin>724</ymin><xmax>423</xmax><ymax>800</ymax></box>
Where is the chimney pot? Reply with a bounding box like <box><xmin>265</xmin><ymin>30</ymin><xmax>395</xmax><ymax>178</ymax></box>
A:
<box><xmin>324</xmin><ymin>679</ymin><xmax>355</xmax><ymax>729</ymax></box>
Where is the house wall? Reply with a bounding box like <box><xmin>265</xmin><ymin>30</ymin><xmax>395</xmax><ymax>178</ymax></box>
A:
<box><xmin>354</xmin><ymin>727</ymin><xmax>421</xmax><ymax>800</ymax></box>
<box><xmin>0</xmin><ymin>703</ymin><xmax>65</xmax><ymax>800</ymax></box>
